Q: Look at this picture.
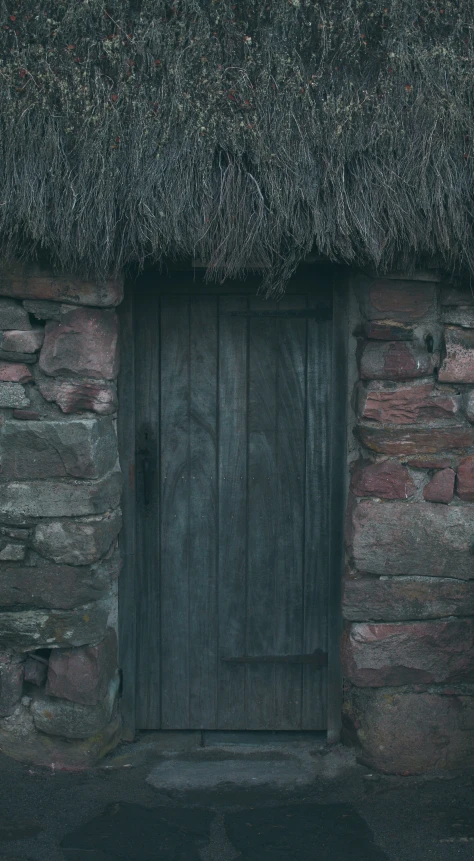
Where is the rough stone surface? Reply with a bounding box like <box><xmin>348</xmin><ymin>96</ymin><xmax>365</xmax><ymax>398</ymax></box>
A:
<box><xmin>359</xmin><ymin>380</ymin><xmax>460</xmax><ymax>425</ymax></box>
<box><xmin>351</xmin><ymin>500</ymin><xmax>474</xmax><ymax>579</ymax></box>
<box><xmin>362</xmin><ymin>321</ymin><xmax>414</xmax><ymax>340</ymax></box>
<box><xmin>439</xmin><ymin>326</ymin><xmax>474</xmax><ymax>382</ymax></box>
<box><xmin>0</xmin><ymin>299</ymin><xmax>31</xmax><ymax>330</ymax></box>
<box><xmin>0</xmin><ymin>470</ymin><xmax>122</xmax><ymax>519</ymax></box>
<box><xmin>0</xmin><ymin>603</ymin><xmax>109</xmax><ymax>650</ymax></box>
<box><xmin>356</xmin><ymin>423</ymin><xmax>474</xmax><ymax>456</ymax></box>
<box><xmin>359</xmin><ymin>341</ymin><xmax>435</xmax><ymax>380</ymax></box>
<box><xmin>39</xmin><ymin>308</ymin><xmax>119</xmax><ymax>380</ymax></box>
<box><xmin>46</xmin><ymin>629</ymin><xmax>117</xmax><ymax>706</ymax></box>
<box><xmin>0</xmin><ymin>556</ymin><xmax>117</xmax><ymax>609</ymax></box>
<box><xmin>465</xmin><ymin>390</ymin><xmax>474</xmax><ymax>424</ymax></box>
<box><xmin>350</xmin><ymin>460</ymin><xmax>415</xmax><ymax>499</ymax></box>
<box><xmin>24</xmin><ymin>656</ymin><xmax>48</xmax><ymax>686</ymax></box>
<box><xmin>23</xmin><ymin>299</ymin><xmax>65</xmax><ymax>321</ymax></box>
<box><xmin>11</xmin><ymin>409</ymin><xmax>40</xmax><ymax>420</ymax></box>
<box><xmin>37</xmin><ymin>376</ymin><xmax>118</xmax><ymax>415</ymax></box>
<box><xmin>343</xmin><ymin>574</ymin><xmax>474</xmax><ymax>621</ymax></box>
<box><xmin>0</xmin><ymin>543</ymin><xmax>26</xmax><ymax>561</ymax></box>
<box><xmin>0</xmin><ymin>349</ymin><xmax>38</xmax><ymax>363</ymax></box>
<box><xmin>0</xmin><ymin>362</ymin><xmax>32</xmax><ymax>383</ymax></box>
<box><xmin>441</xmin><ymin>306</ymin><xmax>474</xmax><ymax>327</ymax></box>
<box><xmin>0</xmin><ymin>266</ymin><xmax>123</xmax><ymax>307</ymax></box>
<box><xmin>440</xmin><ymin>285</ymin><xmax>474</xmax><ymax>306</ymax></box>
<box><xmin>0</xmin><ymin>418</ymin><xmax>117</xmax><ymax>481</ymax></box>
<box><xmin>33</xmin><ymin>511</ymin><xmax>122</xmax><ymax>565</ymax></box>
<box><xmin>365</xmin><ymin>281</ymin><xmax>436</xmax><ymax>321</ymax></box>
<box><xmin>0</xmin><ymin>382</ymin><xmax>29</xmax><ymax>408</ymax></box>
<box><xmin>341</xmin><ymin>619</ymin><xmax>474</xmax><ymax>687</ymax></box>
<box><xmin>405</xmin><ymin>456</ymin><xmax>453</xmax><ymax>469</ymax></box>
<box><xmin>32</xmin><ymin>676</ymin><xmax>118</xmax><ymax>738</ymax></box>
<box><xmin>343</xmin><ymin>686</ymin><xmax>474</xmax><ymax>773</ymax></box>
<box><xmin>457</xmin><ymin>454</ymin><xmax>474</xmax><ymax>501</ymax></box>
<box><xmin>0</xmin><ymin>654</ymin><xmax>23</xmax><ymax>717</ymax></box>
<box><xmin>423</xmin><ymin>468</ymin><xmax>455</xmax><ymax>504</ymax></box>
<box><xmin>1</xmin><ymin>329</ymin><xmax>44</xmax><ymax>353</ymax></box>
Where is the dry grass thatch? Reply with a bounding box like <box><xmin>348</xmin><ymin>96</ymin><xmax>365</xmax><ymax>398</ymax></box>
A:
<box><xmin>0</xmin><ymin>0</ymin><xmax>473</xmax><ymax>292</ymax></box>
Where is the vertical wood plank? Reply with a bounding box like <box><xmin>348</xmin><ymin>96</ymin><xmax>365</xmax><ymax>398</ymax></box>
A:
<box><xmin>217</xmin><ymin>295</ymin><xmax>248</xmax><ymax>728</ymax></box>
<box><xmin>246</xmin><ymin>296</ymin><xmax>279</xmax><ymax>729</ymax></box>
<box><xmin>160</xmin><ymin>295</ymin><xmax>191</xmax><ymax>728</ymax></box>
<box><xmin>117</xmin><ymin>284</ymin><xmax>137</xmax><ymax>738</ymax></box>
<box><xmin>188</xmin><ymin>297</ymin><xmax>219</xmax><ymax>728</ymax></box>
<box><xmin>301</xmin><ymin>289</ymin><xmax>333</xmax><ymax>729</ymax></box>
<box><xmin>134</xmin><ymin>286</ymin><xmax>161</xmax><ymax>728</ymax></box>
<box><xmin>273</xmin><ymin>295</ymin><xmax>307</xmax><ymax>729</ymax></box>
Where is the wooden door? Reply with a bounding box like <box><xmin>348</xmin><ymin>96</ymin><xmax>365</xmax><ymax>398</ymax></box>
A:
<box><xmin>133</xmin><ymin>274</ymin><xmax>334</xmax><ymax>730</ymax></box>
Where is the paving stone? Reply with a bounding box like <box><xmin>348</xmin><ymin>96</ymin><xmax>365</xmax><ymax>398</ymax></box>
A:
<box><xmin>359</xmin><ymin>341</ymin><xmax>436</xmax><ymax>380</ymax></box>
<box><xmin>351</xmin><ymin>460</ymin><xmax>415</xmax><ymax>499</ymax></box>
<box><xmin>39</xmin><ymin>308</ymin><xmax>119</xmax><ymax>380</ymax></box>
<box><xmin>0</xmin><ymin>417</ymin><xmax>117</xmax><ymax>481</ymax></box>
<box><xmin>0</xmin><ymin>265</ymin><xmax>123</xmax><ymax>307</ymax></box>
<box><xmin>0</xmin><ymin>299</ymin><xmax>31</xmax><ymax>330</ymax></box>
<box><xmin>0</xmin><ymin>362</ymin><xmax>32</xmax><ymax>383</ymax></box>
<box><xmin>343</xmin><ymin>686</ymin><xmax>474</xmax><ymax>773</ymax></box>
<box><xmin>0</xmin><ymin>654</ymin><xmax>23</xmax><ymax>717</ymax></box>
<box><xmin>0</xmin><ymin>555</ymin><xmax>117</xmax><ymax>609</ymax></box>
<box><xmin>0</xmin><ymin>383</ymin><xmax>29</xmax><ymax>408</ymax></box>
<box><xmin>439</xmin><ymin>327</ymin><xmax>474</xmax><ymax>382</ymax></box>
<box><xmin>37</xmin><ymin>376</ymin><xmax>118</xmax><ymax>415</ymax></box>
<box><xmin>359</xmin><ymin>380</ymin><xmax>460</xmax><ymax>424</ymax></box>
<box><xmin>423</xmin><ymin>468</ymin><xmax>455</xmax><ymax>503</ymax></box>
<box><xmin>0</xmin><ymin>470</ymin><xmax>122</xmax><ymax>519</ymax></box>
<box><xmin>32</xmin><ymin>676</ymin><xmax>118</xmax><ymax>737</ymax></box>
<box><xmin>1</xmin><ymin>329</ymin><xmax>44</xmax><ymax>353</ymax></box>
<box><xmin>0</xmin><ymin>602</ymin><xmax>109</xmax><ymax>649</ymax></box>
<box><xmin>351</xmin><ymin>500</ymin><xmax>474</xmax><ymax>579</ymax></box>
<box><xmin>356</xmin><ymin>423</ymin><xmax>474</xmax><ymax>456</ymax></box>
<box><xmin>341</xmin><ymin>618</ymin><xmax>474</xmax><ymax>686</ymax></box>
<box><xmin>33</xmin><ymin>511</ymin><xmax>122</xmax><ymax>565</ymax></box>
<box><xmin>46</xmin><ymin>629</ymin><xmax>117</xmax><ymax>705</ymax></box>
<box><xmin>343</xmin><ymin>574</ymin><xmax>474</xmax><ymax>621</ymax></box>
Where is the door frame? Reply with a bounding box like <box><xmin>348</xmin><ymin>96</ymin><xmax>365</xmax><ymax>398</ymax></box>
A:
<box><xmin>117</xmin><ymin>266</ymin><xmax>348</xmax><ymax>742</ymax></box>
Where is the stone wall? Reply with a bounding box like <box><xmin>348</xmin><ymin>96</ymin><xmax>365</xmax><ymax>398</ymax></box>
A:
<box><xmin>0</xmin><ymin>266</ymin><xmax>123</xmax><ymax>767</ymax></box>
<box><xmin>343</xmin><ymin>274</ymin><xmax>474</xmax><ymax>774</ymax></box>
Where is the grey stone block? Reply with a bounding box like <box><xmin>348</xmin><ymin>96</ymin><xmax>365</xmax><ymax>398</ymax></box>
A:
<box><xmin>0</xmin><ymin>383</ymin><xmax>29</xmax><ymax>408</ymax></box>
<box><xmin>0</xmin><ymin>470</ymin><xmax>122</xmax><ymax>519</ymax></box>
<box><xmin>0</xmin><ymin>418</ymin><xmax>117</xmax><ymax>480</ymax></box>
<box><xmin>0</xmin><ymin>299</ymin><xmax>31</xmax><ymax>330</ymax></box>
<box><xmin>0</xmin><ymin>602</ymin><xmax>109</xmax><ymax>650</ymax></box>
<box><xmin>31</xmin><ymin>675</ymin><xmax>118</xmax><ymax>738</ymax></box>
<box><xmin>33</xmin><ymin>511</ymin><xmax>122</xmax><ymax>565</ymax></box>
<box><xmin>0</xmin><ymin>555</ymin><xmax>117</xmax><ymax>610</ymax></box>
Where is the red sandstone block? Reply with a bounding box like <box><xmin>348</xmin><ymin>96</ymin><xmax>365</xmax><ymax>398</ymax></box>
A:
<box><xmin>457</xmin><ymin>454</ymin><xmax>474</xmax><ymax>501</ymax></box>
<box><xmin>46</xmin><ymin>629</ymin><xmax>117</xmax><ymax>706</ymax></box>
<box><xmin>359</xmin><ymin>380</ymin><xmax>460</xmax><ymax>425</ymax></box>
<box><xmin>2</xmin><ymin>329</ymin><xmax>44</xmax><ymax>353</ymax></box>
<box><xmin>0</xmin><ymin>362</ymin><xmax>32</xmax><ymax>383</ymax></box>
<box><xmin>341</xmin><ymin>619</ymin><xmax>474</xmax><ymax>687</ymax></box>
<box><xmin>423</xmin><ymin>468</ymin><xmax>455</xmax><ymax>504</ymax></box>
<box><xmin>356</xmin><ymin>423</ymin><xmax>474</xmax><ymax>456</ymax></box>
<box><xmin>439</xmin><ymin>327</ymin><xmax>474</xmax><ymax>383</ymax></box>
<box><xmin>39</xmin><ymin>308</ymin><xmax>119</xmax><ymax>380</ymax></box>
<box><xmin>405</xmin><ymin>456</ymin><xmax>453</xmax><ymax>469</ymax></box>
<box><xmin>0</xmin><ymin>265</ymin><xmax>123</xmax><ymax>307</ymax></box>
<box><xmin>351</xmin><ymin>460</ymin><xmax>415</xmax><ymax>499</ymax></box>
<box><xmin>366</xmin><ymin>280</ymin><xmax>436</xmax><ymax>321</ymax></box>
<box><xmin>362</xmin><ymin>321</ymin><xmax>414</xmax><ymax>340</ymax></box>
<box><xmin>359</xmin><ymin>341</ymin><xmax>435</xmax><ymax>380</ymax></box>
<box><xmin>342</xmin><ymin>574</ymin><xmax>474</xmax><ymax>621</ymax></box>
<box><xmin>37</xmin><ymin>377</ymin><xmax>117</xmax><ymax>415</ymax></box>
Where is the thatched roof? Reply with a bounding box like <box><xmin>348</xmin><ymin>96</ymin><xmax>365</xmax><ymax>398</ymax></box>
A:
<box><xmin>1</xmin><ymin>1</ymin><xmax>473</xmax><ymax>293</ymax></box>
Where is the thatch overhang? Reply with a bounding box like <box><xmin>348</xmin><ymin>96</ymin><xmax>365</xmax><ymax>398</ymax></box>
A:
<box><xmin>0</xmin><ymin>0</ymin><xmax>473</xmax><ymax>293</ymax></box>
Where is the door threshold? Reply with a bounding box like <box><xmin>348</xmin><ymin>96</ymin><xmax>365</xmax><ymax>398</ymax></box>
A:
<box><xmin>202</xmin><ymin>730</ymin><xmax>327</xmax><ymax>747</ymax></box>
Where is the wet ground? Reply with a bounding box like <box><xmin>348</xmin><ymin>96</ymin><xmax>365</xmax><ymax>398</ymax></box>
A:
<box><xmin>0</xmin><ymin>733</ymin><xmax>473</xmax><ymax>860</ymax></box>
